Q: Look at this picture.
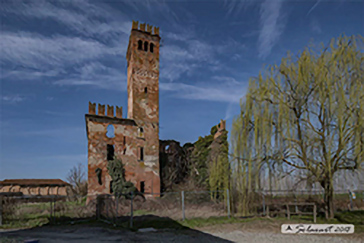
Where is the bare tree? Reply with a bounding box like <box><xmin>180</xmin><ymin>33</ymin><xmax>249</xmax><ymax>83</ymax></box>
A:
<box><xmin>66</xmin><ymin>163</ymin><xmax>88</xmax><ymax>197</ymax></box>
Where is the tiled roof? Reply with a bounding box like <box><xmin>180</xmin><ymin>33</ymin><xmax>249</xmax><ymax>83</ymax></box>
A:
<box><xmin>0</xmin><ymin>179</ymin><xmax>71</xmax><ymax>186</ymax></box>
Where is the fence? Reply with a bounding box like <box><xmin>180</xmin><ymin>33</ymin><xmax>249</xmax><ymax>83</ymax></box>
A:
<box><xmin>229</xmin><ymin>189</ymin><xmax>364</xmax><ymax>218</ymax></box>
<box><xmin>98</xmin><ymin>190</ymin><xmax>231</xmax><ymax>227</ymax></box>
<box><xmin>1</xmin><ymin>189</ymin><xmax>363</xmax><ymax>228</ymax></box>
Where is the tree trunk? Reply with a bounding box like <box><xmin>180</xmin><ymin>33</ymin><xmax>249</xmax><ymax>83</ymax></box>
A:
<box><xmin>322</xmin><ymin>179</ymin><xmax>334</xmax><ymax>219</ymax></box>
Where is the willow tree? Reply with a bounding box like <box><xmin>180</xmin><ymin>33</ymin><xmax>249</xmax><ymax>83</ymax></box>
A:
<box><xmin>231</xmin><ymin>35</ymin><xmax>364</xmax><ymax>219</ymax></box>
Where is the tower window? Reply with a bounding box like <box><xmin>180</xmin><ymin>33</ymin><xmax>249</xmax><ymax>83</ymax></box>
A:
<box><xmin>138</xmin><ymin>40</ymin><xmax>143</xmax><ymax>50</ymax></box>
<box><xmin>139</xmin><ymin>147</ymin><xmax>144</xmax><ymax>161</ymax></box>
<box><xmin>107</xmin><ymin>144</ymin><xmax>114</xmax><ymax>161</ymax></box>
<box><xmin>144</xmin><ymin>41</ymin><xmax>148</xmax><ymax>52</ymax></box>
<box><xmin>144</xmin><ymin>87</ymin><xmax>148</xmax><ymax>93</ymax></box>
<box><xmin>150</xmin><ymin>43</ymin><xmax>154</xmax><ymax>53</ymax></box>
<box><xmin>138</xmin><ymin>127</ymin><xmax>144</xmax><ymax>137</ymax></box>
<box><xmin>140</xmin><ymin>181</ymin><xmax>145</xmax><ymax>193</ymax></box>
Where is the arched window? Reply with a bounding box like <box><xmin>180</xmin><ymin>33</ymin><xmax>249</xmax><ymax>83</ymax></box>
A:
<box><xmin>138</xmin><ymin>127</ymin><xmax>144</xmax><ymax>138</ymax></box>
<box><xmin>106</xmin><ymin>124</ymin><xmax>115</xmax><ymax>138</ymax></box>
<box><xmin>150</xmin><ymin>43</ymin><xmax>154</xmax><ymax>53</ymax></box>
<box><xmin>144</xmin><ymin>41</ymin><xmax>148</xmax><ymax>51</ymax></box>
<box><xmin>138</xmin><ymin>40</ymin><xmax>143</xmax><ymax>50</ymax></box>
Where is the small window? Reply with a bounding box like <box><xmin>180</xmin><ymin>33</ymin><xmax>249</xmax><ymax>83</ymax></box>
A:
<box><xmin>138</xmin><ymin>40</ymin><xmax>143</xmax><ymax>50</ymax></box>
<box><xmin>110</xmin><ymin>181</ymin><xmax>113</xmax><ymax>193</ymax></box>
<box><xmin>123</xmin><ymin>137</ymin><xmax>126</xmax><ymax>154</ymax></box>
<box><xmin>150</xmin><ymin>43</ymin><xmax>154</xmax><ymax>53</ymax></box>
<box><xmin>144</xmin><ymin>87</ymin><xmax>148</xmax><ymax>93</ymax></box>
<box><xmin>144</xmin><ymin>41</ymin><xmax>148</xmax><ymax>51</ymax></box>
<box><xmin>138</xmin><ymin>127</ymin><xmax>144</xmax><ymax>137</ymax></box>
<box><xmin>140</xmin><ymin>181</ymin><xmax>145</xmax><ymax>193</ymax></box>
<box><xmin>107</xmin><ymin>144</ymin><xmax>114</xmax><ymax>161</ymax></box>
<box><xmin>106</xmin><ymin>124</ymin><xmax>115</xmax><ymax>138</ymax></box>
<box><xmin>139</xmin><ymin>147</ymin><xmax>144</xmax><ymax>161</ymax></box>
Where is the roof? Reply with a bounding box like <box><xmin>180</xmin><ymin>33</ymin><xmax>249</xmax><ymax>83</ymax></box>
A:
<box><xmin>0</xmin><ymin>179</ymin><xmax>71</xmax><ymax>186</ymax></box>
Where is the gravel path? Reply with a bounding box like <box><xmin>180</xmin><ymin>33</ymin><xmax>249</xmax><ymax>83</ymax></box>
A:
<box><xmin>210</xmin><ymin>231</ymin><xmax>363</xmax><ymax>243</ymax></box>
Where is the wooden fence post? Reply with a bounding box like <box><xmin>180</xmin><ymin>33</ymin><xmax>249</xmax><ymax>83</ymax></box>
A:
<box><xmin>313</xmin><ymin>204</ymin><xmax>317</xmax><ymax>223</ymax></box>
<box><xmin>286</xmin><ymin>204</ymin><xmax>290</xmax><ymax>220</ymax></box>
<box><xmin>106</xmin><ymin>196</ymin><xmax>109</xmax><ymax>220</ymax></box>
<box><xmin>50</xmin><ymin>198</ymin><xmax>53</xmax><ymax>224</ymax></box>
<box><xmin>227</xmin><ymin>189</ymin><xmax>231</xmax><ymax>218</ymax></box>
<box><xmin>0</xmin><ymin>195</ymin><xmax>3</xmax><ymax>226</ymax></box>
<box><xmin>115</xmin><ymin>195</ymin><xmax>119</xmax><ymax>224</ymax></box>
<box><xmin>181</xmin><ymin>191</ymin><xmax>185</xmax><ymax>221</ymax></box>
<box><xmin>130</xmin><ymin>192</ymin><xmax>133</xmax><ymax>228</ymax></box>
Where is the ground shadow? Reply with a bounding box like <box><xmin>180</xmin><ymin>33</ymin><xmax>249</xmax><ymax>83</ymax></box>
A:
<box><xmin>0</xmin><ymin>215</ymin><xmax>233</xmax><ymax>243</ymax></box>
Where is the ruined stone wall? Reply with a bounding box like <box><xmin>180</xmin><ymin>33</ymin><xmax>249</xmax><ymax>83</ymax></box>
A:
<box><xmin>86</xmin><ymin>103</ymin><xmax>160</xmax><ymax>199</ymax></box>
<box><xmin>214</xmin><ymin>120</ymin><xmax>227</xmax><ymax>139</ymax></box>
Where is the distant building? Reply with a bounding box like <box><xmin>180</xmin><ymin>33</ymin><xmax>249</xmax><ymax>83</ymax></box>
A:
<box><xmin>0</xmin><ymin>179</ymin><xmax>71</xmax><ymax>196</ymax></box>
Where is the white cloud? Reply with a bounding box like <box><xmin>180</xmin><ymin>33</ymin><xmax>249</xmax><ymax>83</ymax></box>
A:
<box><xmin>161</xmin><ymin>31</ymin><xmax>246</xmax><ymax>81</ymax></box>
<box><xmin>223</xmin><ymin>0</ymin><xmax>254</xmax><ymax>17</ymax></box>
<box><xmin>1</xmin><ymin>32</ymin><xmax>124</xmax><ymax>71</ymax></box>
<box><xmin>2</xmin><ymin>69</ymin><xmax>64</xmax><ymax>81</ymax></box>
<box><xmin>160</xmin><ymin>76</ymin><xmax>248</xmax><ymax>103</ymax></box>
<box><xmin>258</xmin><ymin>0</ymin><xmax>286</xmax><ymax>59</ymax></box>
<box><xmin>53</xmin><ymin>62</ymin><xmax>126</xmax><ymax>90</ymax></box>
<box><xmin>1</xmin><ymin>94</ymin><xmax>26</xmax><ymax>104</ymax></box>
<box><xmin>1</xmin><ymin>0</ymin><xmax>247</xmax><ymax>94</ymax></box>
<box><xmin>2</xmin><ymin>0</ymin><xmax>131</xmax><ymax>39</ymax></box>
<box><xmin>306</xmin><ymin>0</ymin><xmax>322</xmax><ymax>16</ymax></box>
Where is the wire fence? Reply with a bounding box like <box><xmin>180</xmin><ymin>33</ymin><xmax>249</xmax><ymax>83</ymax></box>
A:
<box><xmin>97</xmin><ymin>190</ymin><xmax>230</xmax><ymax>227</ymax></box>
<box><xmin>1</xmin><ymin>189</ymin><xmax>363</xmax><ymax>228</ymax></box>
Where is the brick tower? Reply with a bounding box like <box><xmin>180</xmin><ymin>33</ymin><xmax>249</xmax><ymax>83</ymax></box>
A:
<box><xmin>85</xmin><ymin>21</ymin><xmax>161</xmax><ymax>202</ymax></box>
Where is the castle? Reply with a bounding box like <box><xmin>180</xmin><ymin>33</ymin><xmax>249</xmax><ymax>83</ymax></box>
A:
<box><xmin>85</xmin><ymin>21</ymin><xmax>227</xmax><ymax>200</ymax></box>
<box><xmin>85</xmin><ymin>21</ymin><xmax>161</xmax><ymax>199</ymax></box>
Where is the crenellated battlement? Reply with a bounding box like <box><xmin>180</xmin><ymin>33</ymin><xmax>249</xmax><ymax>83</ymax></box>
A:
<box><xmin>132</xmin><ymin>20</ymin><xmax>159</xmax><ymax>36</ymax></box>
<box><xmin>88</xmin><ymin>102</ymin><xmax>123</xmax><ymax>118</ymax></box>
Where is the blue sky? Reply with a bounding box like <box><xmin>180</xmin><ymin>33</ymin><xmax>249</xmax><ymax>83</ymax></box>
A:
<box><xmin>1</xmin><ymin>0</ymin><xmax>363</xmax><ymax>180</ymax></box>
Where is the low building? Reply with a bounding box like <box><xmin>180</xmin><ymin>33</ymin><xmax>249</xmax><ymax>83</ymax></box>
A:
<box><xmin>0</xmin><ymin>179</ymin><xmax>71</xmax><ymax>196</ymax></box>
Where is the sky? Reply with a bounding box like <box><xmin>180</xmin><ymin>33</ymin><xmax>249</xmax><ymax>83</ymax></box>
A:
<box><xmin>1</xmin><ymin>0</ymin><xmax>363</xmax><ymax>181</ymax></box>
